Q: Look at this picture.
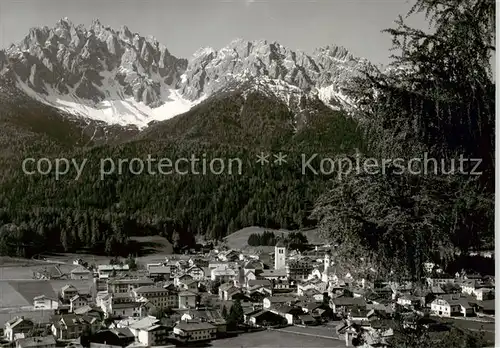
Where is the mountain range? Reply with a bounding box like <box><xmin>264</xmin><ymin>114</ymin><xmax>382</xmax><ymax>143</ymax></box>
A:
<box><xmin>0</xmin><ymin>18</ymin><xmax>368</xmax><ymax>257</ymax></box>
<box><xmin>0</xmin><ymin>18</ymin><xmax>371</xmax><ymax>129</ymax></box>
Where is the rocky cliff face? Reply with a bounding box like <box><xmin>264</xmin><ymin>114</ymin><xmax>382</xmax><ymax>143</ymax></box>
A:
<box><xmin>2</xmin><ymin>18</ymin><xmax>187</xmax><ymax>106</ymax></box>
<box><xmin>179</xmin><ymin>39</ymin><xmax>368</xmax><ymax>101</ymax></box>
<box><xmin>0</xmin><ymin>18</ymin><xmax>372</xmax><ymax>128</ymax></box>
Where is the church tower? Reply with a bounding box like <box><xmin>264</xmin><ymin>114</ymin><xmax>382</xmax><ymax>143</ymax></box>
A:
<box><xmin>324</xmin><ymin>252</ymin><xmax>331</xmax><ymax>273</ymax></box>
<box><xmin>322</xmin><ymin>251</ymin><xmax>332</xmax><ymax>283</ymax></box>
<box><xmin>274</xmin><ymin>240</ymin><xmax>286</xmax><ymax>270</ymax></box>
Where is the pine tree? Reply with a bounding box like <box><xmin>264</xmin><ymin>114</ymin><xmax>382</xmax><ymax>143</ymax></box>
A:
<box><xmin>227</xmin><ymin>299</ymin><xmax>244</xmax><ymax>330</ymax></box>
<box><xmin>313</xmin><ymin>0</ymin><xmax>495</xmax><ymax>281</ymax></box>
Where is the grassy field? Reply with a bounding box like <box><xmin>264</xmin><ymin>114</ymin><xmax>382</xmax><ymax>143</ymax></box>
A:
<box><xmin>0</xmin><ymin>308</ymin><xmax>54</xmax><ymax>326</ymax></box>
<box><xmin>34</xmin><ymin>235</ymin><xmax>174</xmax><ymax>267</ymax></box>
<box><xmin>0</xmin><ymin>279</ymin><xmax>93</xmax><ymax>308</ymax></box>
<box><xmin>0</xmin><ymin>263</ymin><xmax>78</xmax><ymax>280</ymax></box>
<box><xmin>0</xmin><ymin>257</ymin><xmax>48</xmax><ymax>267</ymax></box>
<box><xmin>224</xmin><ymin>226</ymin><xmax>323</xmax><ymax>250</ymax></box>
<box><xmin>209</xmin><ymin>330</ymin><xmax>345</xmax><ymax>348</ymax></box>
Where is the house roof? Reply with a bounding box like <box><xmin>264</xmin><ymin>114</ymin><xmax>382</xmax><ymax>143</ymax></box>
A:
<box><xmin>6</xmin><ymin>317</ymin><xmax>34</xmax><ymax>328</ymax></box>
<box><xmin>108</xmin><ymin>278</ymin><xmax>154</xmax><ymax>285</ymax></box>
<box><xmin>298</xmin><ymin>314</ymin><xmax>315</xmax><ymax>322</ymax></box>
<box><xmin>331</xmin><ymin>297</ymin><xmax>366</xmax><ymax>306</ymax></box>
<box><xmin>70</xmin><ymin>294</ymin><xmax>87</xmax><ymax>302</ymax></box>
<box><xmin>98</xmin><ymin>264</ymin><xmax>130</xmax><ymax>271</ymax></box>
<box><xmin>73</xmin><ymin>305</ymin><xmax>102</xmax><ymax>315</ymax></box>
<box><xmin>244</xmin><ymin>260</ymin><xmax>263</xmax><ymax>269</ymax></box>
<box><xmin>142</xmin><ymin>324</ymin><xmax>164</xmax><ymax>332</ymax></box>
<box><xmin>260</xmin><ymin>269</ymin><xmax>287</xmax><ymax>277</ymax></box>
<box><xmin>305</xmin><ymin>302</ymin><xmax>322</xmax><ymax>312</ymax></box>
<box><xmin>147</xmin><ymin>266</ymin><xmax>171</xmax><ymax>274</ymax></box>
<box><xmin>134</xmin><ymin>286</ymin><xmax>166</xmax><ymax>294</ymax></box>
<box><xmin>304</xmin><ymin>288</ymin><xmax>321</xmax><ymax>296</ymax></box>
<box><xmin>211</xmin><ymin>268</ymin><xmax>236</xmax><ymax>276</ymax></box>
<box><xmin>52</xmin><ymin>314</ymin><xmax>89</xmax><ymax>328</ymax></box>
<box><xmin>180</xmin><ymin>279</ymin><xmax>198</xmax><ymax>286</ymax></box>
<box><xmin>266</xmin><ymin>295</ymin><xmax>296</xmax><ymax>303</ymax></box>
<box><xmin>110</xmin><ymin>327</ymin><xmax>135</xmax><ymax>338</ymax></box>
<box><xmin>179</xmin><ymin>291</ymin><xmax>197</xmax><ymax>297</ymax></box>
<box><xmin>163</xmin><ymin>282</ymin><xmax>177</xmax><ymax>290</ymax></box>
<box><xmin>183</xmin><ymin>309</ymin><xmax>225</xmax><ymax>321</ymax></box>
<box><xmin>399</xmin><ymin>294</ymin><xmax>420</xmax><ymax>301</ymax></box>
<box><xmin>186</xmin><ymin>265</ymin><xmax>203</xmax><ymax>273</ymax></box>
<box><xmin>350</xmin><ymin>308</ymin><xmax>370</xmax><ymax>317</ymax></box>
<box><xmin>246</xmin><ymin>309</ymin><xmax>269</xmax><ymax>319</ymax></box>
<box><xmin>128</xmin><ymin>317</ymin><xmax>160</xmax><ymax>330</ymax></box>
<box><xmin>61</xmin><ymin>284</ymin><xmax>78</xmax><ymax>292</ymax></box>
<box><xmin>33</xmin><ymin>295</ymin><xmax>56</xmax><ymax>301</ymax></box>
<box><xmin>71</xmin><ymin>266</ymin><xmax>91</xmax><ymax>274</ymax></box>
<box><xmin>430</xmin><ymin>286</ymin><xmax>446</xmax><ymax>294</ymax></box>
<box><xmin>175</xmin><ymin>321</ymin><xmax>216</xmax><ymax>331</ymax></box>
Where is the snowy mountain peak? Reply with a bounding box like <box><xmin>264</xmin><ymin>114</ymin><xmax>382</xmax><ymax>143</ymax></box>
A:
<box><xmin>0</xmin><ymin>18</ymin><xmax>371</xmax><ymax>128</ymax></box>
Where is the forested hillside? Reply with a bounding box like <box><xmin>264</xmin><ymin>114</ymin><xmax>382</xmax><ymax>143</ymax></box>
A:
<box><xmin>313</xmin><ymin>0</ymin><xmax>495</xmax><ymax>280</ymax></box>
<box><xmin>0</xmin><ymin>91</ymin><xmax>364</xmax><ymax>257</ymax></box>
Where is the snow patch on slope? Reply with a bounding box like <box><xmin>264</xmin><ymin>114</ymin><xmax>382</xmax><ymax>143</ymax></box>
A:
<box><xmin>16</xmin><ymin>72</ymin><xmax>201</xmax><ymax>129</ymax></box>
<box><xmin>315</xmin><ymin>85</ymin><xmax>355</xmax><ymax>111</ymax></box>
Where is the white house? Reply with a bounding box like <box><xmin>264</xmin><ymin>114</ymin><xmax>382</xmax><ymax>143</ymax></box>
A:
<box><xmin>136</xmin><ymin>325</ymin><xmax>169</xmax><ymax>346</ymax></box>
<box><xmin>70</xmin><ymin>266</ymin><xmax>92</xmax><ymax>280</ymax></box>
<box><xmin>430</xmin><ymin>298</ymin><xmax>461</xmax><ymax>317</ymax></box>
<box><xmin>4</xmin><ymin>317</ymin><xmax>35</xmax><ymax>341</ymax></box>
<box><xmin>185</xmin><ymin>266</ymin><xmax>205</xmax><ymax>281</ymax></box>
<box><xmin>61</xmin><ymin>284</ymin><xmax>79</xmax><ymax>302</ymax></box>
<box><xmin>297</xmin><ymin>278</ymin><xmax>327</xmax><ymax>296</ymax></box>
<box><xmin>461</xmin><ymin>280</ymin><xmax>478</xmax><ymax>295</ymax></box>
<box><xmin>178</xmin><ymin>291</ymin><xmax>197</xmax><ymax>309</ymax></box>
<box><xmin>97</xmin><ymin>264</ymin><xmax>130</xmax><ymax>279</ymax></box>
<box><xmin>174</xmin><ymin>274</ymin><xmax>194</xmax><ymax>287</ymax></box>
<box><xmin>460</xmin><ymin>280</ymin><xmax>495</xmax><ymax>300</ymax></box>
<box><xmin>70</xmin><ymin>295</ymin><xmax>88</xmax><ymax>313</ymax></box>
<box><xmin>112</xmin><ymin>301</ymin><xmax>142</xmax><ymax>318</ymax></box>
<box><xmin>210</xmin><ymin>267</ymin><xmax>237</xmax><ymax>283</ymax></box>
<box><xmin>218</xmin><ymin>283</ymin><xmax>241</xmax><ymax>301</ymax></box>
<box><xmin>396</xmin><ymin>294</ymin><xmax>421</xmax><ymax>308</ymax></box>
<box><xmin>263</xmin><ymin>296</ymin><xmax>296</xmax><ymax>309</ymax></box>
<box><xmin>116</xmin><ymin>316</ymin><xmax>168</xmax><ymax>346</ymax></box>
<box><xmin>173</xmin><ymin>321</ymin><xmax>216</xmax><ymax>343</ymax></box>
<box><xmin>426</xmin><ymin>274</ymin><xmax>455</xmax><ymax>287</ymax></box>
<box><xmin>73</xmin><ymin>259</ymin><xmax>84</xmax><ymax>266</ymax></box>
<box><xmin>178</xmin><ymin>279</ymin><xmax>198</xmax><ymax>292</ymax></box>
<box><xmin>259</xmin><ymin>269</ymin><xmax>287</xmax><ymax>281</ymax></box>
<box><xmin>33</xmin><ymin>295</ymin><xmax>59</xmax><ymax>310</ymax></box>
<box><xmin>107</xmin><ymin>278</ymin><xmax>155</xmax><ymax>294</ymax></box>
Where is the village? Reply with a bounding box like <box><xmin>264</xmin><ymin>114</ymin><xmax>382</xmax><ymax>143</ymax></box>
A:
<box><xmin>0</xmin><ymin>235</ymin><xmax>495</xmax><ymax>348</ymax></box>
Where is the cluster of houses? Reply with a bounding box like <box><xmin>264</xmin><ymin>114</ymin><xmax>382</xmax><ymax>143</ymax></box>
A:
<box><xmin>1</xmin><ymin>242</ymin><xmax>495</xmax><ymax>348</ymax></box>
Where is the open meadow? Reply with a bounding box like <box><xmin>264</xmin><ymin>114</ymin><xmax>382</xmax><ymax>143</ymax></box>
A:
<box><xmin>31</xmin><ymin>235</ymin><xmax>174</xmax><ymax>267</ymax></box>
<box><xmin>223</xmin><ymin>226</ymin><xmax>323</xmax><ymax>250</ymax></box>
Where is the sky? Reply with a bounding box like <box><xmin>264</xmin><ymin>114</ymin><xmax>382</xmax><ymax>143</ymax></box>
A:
<box><xmin>0</xmin><ymin>0</ymin><xmax>430</xmax><ymax>66</ymax></box>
